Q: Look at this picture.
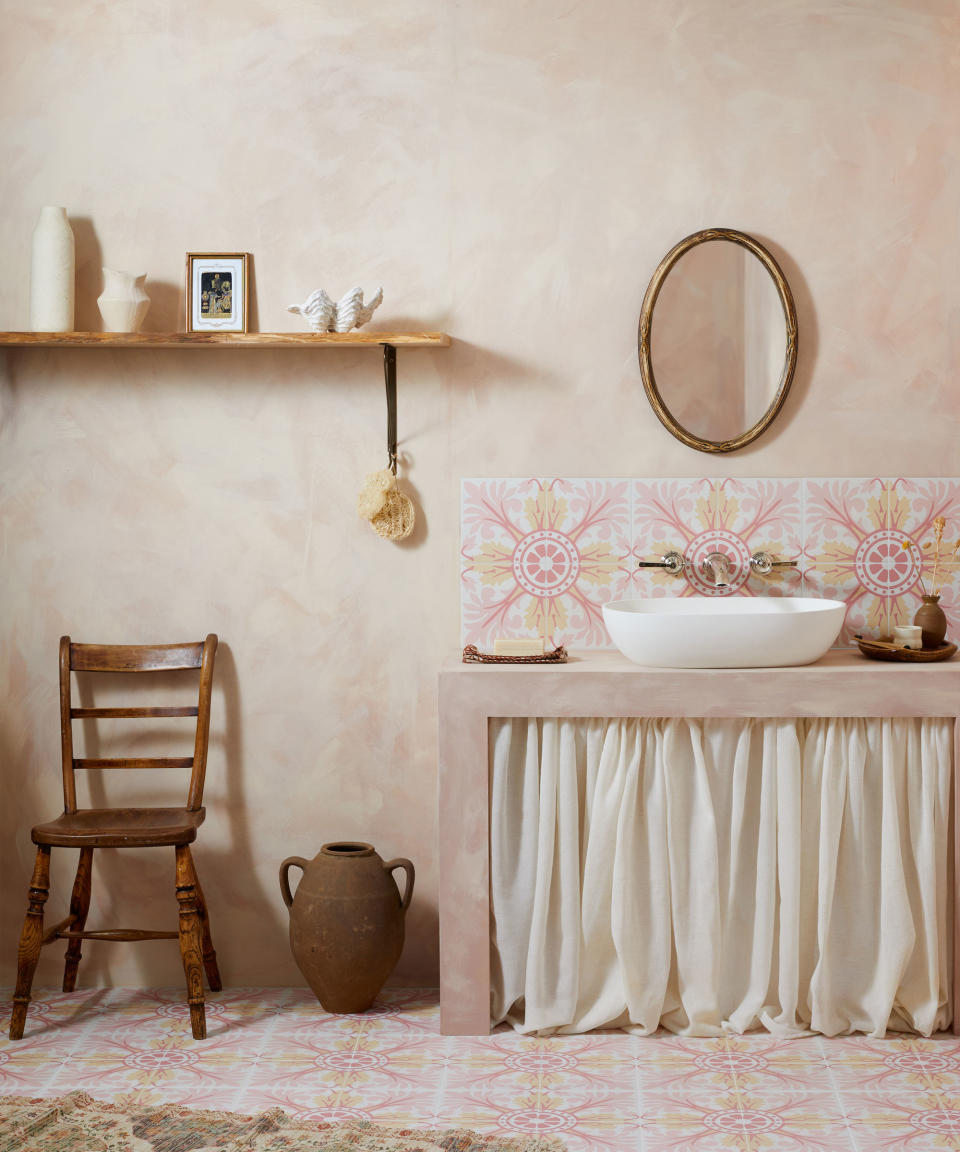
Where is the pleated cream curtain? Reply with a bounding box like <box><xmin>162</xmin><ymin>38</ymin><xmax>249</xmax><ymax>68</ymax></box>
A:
<box><xmin>490</xmin><ymin>716</ymin><xmax>952</xmax><ymax>1037</ymax></box>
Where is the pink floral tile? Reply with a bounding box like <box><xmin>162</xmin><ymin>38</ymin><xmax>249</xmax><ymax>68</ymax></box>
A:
<box><xmin>0</xmin><ymin>1031</ymin><xmax>78</xmax><ymax>1094</ymax></box>
<box><xmin>826</xmin><ymin>1035</ymin><xmax>960</xmax><ymax>1098</ymax></box>
<box><xmin>443</xmin><ymin>1031</ymin><xmax>633</xmax><ymax>1088</ymax></box>
<box><xmin>334</xmin><ymin>989</ymin><xmax>443</xmax><ymax>1040</ymax></box>
<box><xmin>637</xmin><ymin>1033</ymin><xmax>832</xmax><ymax>1096</ymax></box>
<box><xmin>244</xmin><ymin>1077</ymin><xmax>440</xmax><ymax>1127</ymax></box>
<box><xmin>59</xmin><ymin>1027</ymin><xmax>254</xmax><ymax>1100</ymax></box>
<box><xmin>804</xmin><ymin>478</ymin><xmax>960</xmax><ymax>645</ymax></box>
<box><xmin>0</xmin><ymin>987</ymin><xmax>112</xmax><ymax>1043</ymax></box>
<box><xmin>844</xmin><ymin>1092</ymin><xmax>960</xmax><ymax>1150</ymax></box>
<box><xmin>460</xmin><ymin>478</ymin><xmax>960</xmax><ymax>651</ymax></box>
<box><xmin>460</xmin><ymin>479</ymin><xmax>633</xmax><ymax>649</ymax></box>
<box><xmin>225</xmin><ymin>1086</ymin><xmax>377</xmax><ymax>1124</ymax></box>
<box><xmin>641</xmin><ymin>1086</ymin><xmax>853</xmax><ymax>1151</ymax></box>
<box><xmin>888</xmin><ymin>478</ymin><xmax>960</xmax><ymax>642</ymax></box>
<box><xmin>633</xmin><ymin>479</ymin><xmax>803</xmax><ymax>598</ymax></box>
<box><xmin>442</xmin><ymin>1056</ymin><xmax>638</xmax><ymax>1147</ymax></box>
<box><xmin>439</xmin><ymin>1032</ymin><xmax>640</xmax><ymax>1147</ymax></box>
<box><xmin>255</xmin><ymin>1030</ymin><xmax>442</xmax><ymax>1092</ymax></box>
<box><xmin>9</xmin><ymin>987</ymin><xmax>960</xmax><ymax>1151</ymax></box>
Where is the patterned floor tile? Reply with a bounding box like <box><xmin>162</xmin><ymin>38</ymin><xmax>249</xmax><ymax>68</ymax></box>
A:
<box><xmin>57</xmin><ymin>1029</ymin><xmax>255</xmax><ymax>1100</ymax></box>
<box><xmin>5</xmin><ymin>988</ymin><xmax>960</xmax><ymax>1149</ymax></box>
<box><xmin>0</xmin><ymin>987</ymin><xmax>112</xmax><ymax>1042</ymax></box>
<box><xmin>827</xmin><ymin>1035</ymin><xmax>960</xmax><ymax>1098</ymax></box>
<box><xmin>439</xmin><ymin>1075</ymin><xmax>637</xmax><ymax>1149</ymax></box>
<box><xmin>220</xmin><ymin>1085</ymin><xmax>378</xmax><ymax>1125</ymax></box>
<box><xmin>641</xmin><ymin>1086</ymin><xmax>854</xmax><ymax>1151</ymax></box>
<box><xmin>441</xmin><ymin>1034</ymin><xmax>639</xmax><ymax>1149</ymax></box>
<box><xmin>843</xmin><ymin>1092</ymin><xmax>960</xmax><ymax>1151</ymax></box>
<box><xmin>636</xmin><ymin>1033</ymin><xmax>833</xmax><ymax>1096</ymax></box>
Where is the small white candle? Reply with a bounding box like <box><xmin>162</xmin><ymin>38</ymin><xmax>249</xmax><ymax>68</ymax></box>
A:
<box><xmin>893</xmin><ymin>625</ymin><xmax>922</xmax><ymax>650</ymax></box>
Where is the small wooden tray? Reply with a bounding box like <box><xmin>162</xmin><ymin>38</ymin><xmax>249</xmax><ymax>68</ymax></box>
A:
<box><xmin>855</xmin><ymin>636</ymin><xmax>957</xmax><ymax>663</ymax></box>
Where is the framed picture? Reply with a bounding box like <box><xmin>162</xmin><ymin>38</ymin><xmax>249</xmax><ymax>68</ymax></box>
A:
<box><xmin>185</xmin><ymin>252</ymin><xmax>249</xmax><ymax>332</ymax></box>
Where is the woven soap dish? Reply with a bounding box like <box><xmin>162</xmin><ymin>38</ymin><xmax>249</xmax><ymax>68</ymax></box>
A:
<box><xmin>462</xmin><ymin>644</ymin><xmax>568</xmax><ymax>665</ymax></box>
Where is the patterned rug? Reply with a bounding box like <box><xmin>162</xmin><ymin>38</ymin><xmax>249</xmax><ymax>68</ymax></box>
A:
<box><xmin>0</xmin><ymin>1091</ymin><xmax>566</xmax><ymax>1151</ymax></box>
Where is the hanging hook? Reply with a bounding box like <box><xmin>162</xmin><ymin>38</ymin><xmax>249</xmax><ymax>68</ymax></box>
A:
<box><xmin>383</xmin><ymin>343</ymin><xmax>398</xmax><ymax>475</ymax></box>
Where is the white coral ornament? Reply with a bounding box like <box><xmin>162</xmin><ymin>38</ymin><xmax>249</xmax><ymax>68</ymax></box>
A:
<box><xmin>288</xmin><ymin>286</ymin><xmax>383</xmax><ymax>333</ymax></box>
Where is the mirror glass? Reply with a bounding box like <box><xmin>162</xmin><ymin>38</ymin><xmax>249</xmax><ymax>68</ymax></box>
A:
<box><xmin>638</xmin><ymin>229</ymin><xmax>797</xmax><ymax>454</ymax></box>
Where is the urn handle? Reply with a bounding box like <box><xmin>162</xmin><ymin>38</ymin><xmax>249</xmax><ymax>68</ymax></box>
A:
<box><xmin>279</xmin><ymin>856</ymin><xmax>311</xmax><ymax>910</ymax></box>
<box><xmin>384</xmin><ymin>857</ymin><xmax>415</xmax><ymax>912</ymax></box>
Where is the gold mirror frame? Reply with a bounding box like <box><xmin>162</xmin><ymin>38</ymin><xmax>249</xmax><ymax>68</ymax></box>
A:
<box><xmin>637</xmin><ymin>228</ymin><xmax>798</xmax><ymax>454</ymax></box>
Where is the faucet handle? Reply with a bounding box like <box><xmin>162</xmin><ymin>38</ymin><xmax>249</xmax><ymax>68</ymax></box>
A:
<box><xmin>637</xmin><ymin>551</ymin><xmax>686</xmax><ymax>575</ymax></box>
<box><xmin>750</xmin><ymin>551</ymin><xmax>799</xmax><ymax>576</ymax></box>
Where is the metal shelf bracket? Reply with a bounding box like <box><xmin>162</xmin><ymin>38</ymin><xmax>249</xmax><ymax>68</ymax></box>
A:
<box><xmin>383</xmin><ymin>343</ymin><xmax>398</xmax><ymax>475</ymax></box>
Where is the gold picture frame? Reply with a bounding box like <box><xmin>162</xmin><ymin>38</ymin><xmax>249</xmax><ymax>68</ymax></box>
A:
<box><xmin>185</xmin><ymin>252</ymin><xmax>249</xmax><ymax>333</ymax></box>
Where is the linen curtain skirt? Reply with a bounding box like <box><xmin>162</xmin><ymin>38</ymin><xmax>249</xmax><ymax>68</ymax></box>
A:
<box><xmin>489</xmin><ymin>716</ymin><xmax>952</xmax><ymax>1037</ymax></box>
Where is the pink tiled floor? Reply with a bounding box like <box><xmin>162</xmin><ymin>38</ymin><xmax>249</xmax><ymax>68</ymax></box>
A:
<box><xmin>3</xmin><ymin>988</ymin><xmax>960</xmax><ymax>1150</ymax></box>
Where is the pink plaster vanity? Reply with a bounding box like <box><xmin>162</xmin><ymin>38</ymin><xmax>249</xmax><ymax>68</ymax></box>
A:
<box><xmin>438</xmin><ymin>649</ymin><xmax>960</xmax><ymax>1035</ymax></box>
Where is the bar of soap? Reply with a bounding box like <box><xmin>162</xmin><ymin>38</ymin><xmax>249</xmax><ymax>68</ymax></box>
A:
<box><xmin>493</xmin><ymin>638</ymin><xmax>545</xmax><ymax>656</ymax></box>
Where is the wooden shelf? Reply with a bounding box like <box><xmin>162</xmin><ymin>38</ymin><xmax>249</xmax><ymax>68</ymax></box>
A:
<box><xmin>0</xmin><ymin>329</ymin><xmax>450</xmax><ymax>474</ymax></box>
<box><xmin>0</xmin><ymin>331</ymin><xmax>451</xmax><ymax>348</ymax></box>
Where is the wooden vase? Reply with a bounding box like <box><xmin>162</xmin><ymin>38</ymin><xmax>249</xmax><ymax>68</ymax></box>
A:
<box><xmin>279</xmin><ymin>842</ymin><xmax>414</xmax><ymax>1013</ymax></box>
<box><xmin>913</xmin><ymin>594</ymin><xmax>948</xmax><ymax>649</ymax></box>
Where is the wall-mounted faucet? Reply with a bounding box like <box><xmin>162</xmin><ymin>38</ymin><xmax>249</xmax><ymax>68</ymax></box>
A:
<box><xmin>638</xmin><ymin>549</ymin><xmax>799</xmax><ymax>586</ymax></box>
<box><xmin>700</xmin><ymin>552</ymin><xmax>732</xmax><ymax>588</ymax></box>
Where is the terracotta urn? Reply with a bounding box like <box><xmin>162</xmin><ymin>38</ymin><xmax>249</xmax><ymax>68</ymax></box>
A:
<box><xmin>279</xmin><ymin>842</ymin><xmax>414</xmax><ymax>1013</ymax></box>
<box><xmin>913</xmin><ymin>594</ymin><xmax>948</xmax><ymax>649</ymax></box>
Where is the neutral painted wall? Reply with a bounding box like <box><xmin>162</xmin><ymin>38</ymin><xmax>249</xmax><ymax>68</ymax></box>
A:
<box><xmin>1</xmin><ymin>0</ymin><xmax>957</xmax><ymax>988</ymax></box>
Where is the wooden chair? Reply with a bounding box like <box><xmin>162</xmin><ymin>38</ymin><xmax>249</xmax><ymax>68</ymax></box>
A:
<box><xmin>9</xmin><ymin>635</ymin><xmax>221</xmax><ymax>1041</ymax></box>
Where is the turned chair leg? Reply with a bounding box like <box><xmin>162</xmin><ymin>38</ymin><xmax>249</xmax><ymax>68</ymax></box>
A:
<box><xmin>191</xmin><ymin>864</ymin><xmax>222</xmax><ymax>992</ymax></box>
<box><xmin>62</xmin><ymin>847</ymin><xmax>94</xmax><ymax>993</ymax></box>
<box><xmin>175</xmin><ymin>845</ymin><xmax>207</xmax><ymax>1040</ymax></box>
<box><xmin>10</xmin><ymin>846</ymin><xmax>52</xmax><ymax>1040</ymax></box>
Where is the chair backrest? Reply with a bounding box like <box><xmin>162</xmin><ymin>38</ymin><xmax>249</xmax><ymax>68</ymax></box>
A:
<box><xmin>59</xmin><ymin>635</ymin><xmax>218</xmax><ymax>815</ymax></box>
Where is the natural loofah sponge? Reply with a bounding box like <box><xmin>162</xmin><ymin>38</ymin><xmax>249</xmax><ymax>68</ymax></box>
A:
<box><xmin>370</xmin><ymin>488</ymin><xmax>416</xmax><ymax>540</ymax></box>
<box><xmin>357</xmin><ymin>468</ymin><xmax>395</xmax><ymax>521</ymax></box>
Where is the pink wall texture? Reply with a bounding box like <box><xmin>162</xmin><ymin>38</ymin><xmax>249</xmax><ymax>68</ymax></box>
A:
<box><xmin>0</xmin><ymin>1</ymin><xmax>958</xmax><ymax>988</ymax></box>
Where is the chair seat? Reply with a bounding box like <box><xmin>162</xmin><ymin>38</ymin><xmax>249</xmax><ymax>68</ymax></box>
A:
<box><xmin>31</xmin><ymin>807</ymin><xmax>205</xmax><ymax>848</ymax></box>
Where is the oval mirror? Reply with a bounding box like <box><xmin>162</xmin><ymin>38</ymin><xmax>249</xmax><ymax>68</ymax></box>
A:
<box><xmin>638</xmin><ymin>228</ymin><xmax>798</xmax><ymax>453</ymax></box>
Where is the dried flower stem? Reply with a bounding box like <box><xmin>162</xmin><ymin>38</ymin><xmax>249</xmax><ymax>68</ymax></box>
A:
<box><xmin>903</xmin><ymin>518</ymin><xmax>959</xmax><ymax>598</ymax></box>
<box><xmin>930</xmin><ymin>516</ymin><xmax>946</xmax><ymax>596</ymax></box>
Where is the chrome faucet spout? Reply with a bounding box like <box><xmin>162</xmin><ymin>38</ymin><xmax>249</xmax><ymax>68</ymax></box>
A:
<box><xmin>700</xmin><ymin>551</ymin><xmax>732</xmax><ymax>588</ymax></box>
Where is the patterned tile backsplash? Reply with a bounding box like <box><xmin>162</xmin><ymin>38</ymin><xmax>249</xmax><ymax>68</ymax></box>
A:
<box><xmin>460</xmin><ymin>478</ymin><xmax>960</xmax><ymax>650</ymax></box>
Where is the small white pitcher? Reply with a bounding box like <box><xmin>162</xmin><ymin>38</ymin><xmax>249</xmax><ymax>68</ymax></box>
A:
<box><xmin>97</xmin><ymin>268</ymin><xmax>150</xmax><ymax>333</ymax></box>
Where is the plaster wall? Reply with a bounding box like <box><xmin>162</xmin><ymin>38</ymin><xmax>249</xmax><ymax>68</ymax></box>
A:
<box><xmin>0</xmin><ymin>0</ymin><xmax>957</xmax><ymax>987</ymax></box>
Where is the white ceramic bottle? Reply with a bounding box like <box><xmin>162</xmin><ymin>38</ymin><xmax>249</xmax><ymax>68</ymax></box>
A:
<box><xmin>29</xmin><ymin>206</ymin><xmax>75</xmax><ymax>331</ymax></box>
<box><xmin>97</xmin><ymin>269</ymin><xmax>150</xmax><ymax>332</ymax></box>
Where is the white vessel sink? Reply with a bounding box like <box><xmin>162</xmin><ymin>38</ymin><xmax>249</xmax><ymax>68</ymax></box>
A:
<box><xmin>602</xmin><ymin>596</ymin><xmax>847</xmax><ymax>668</ymax></box>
